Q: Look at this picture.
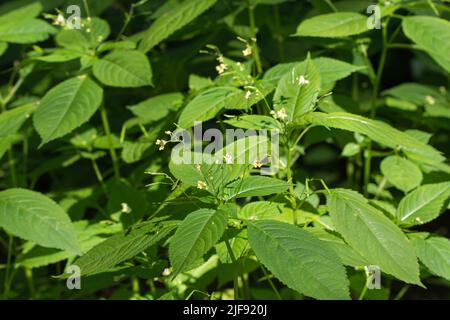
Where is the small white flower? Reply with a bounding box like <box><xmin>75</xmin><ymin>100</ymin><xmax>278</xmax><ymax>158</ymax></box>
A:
<box><xmin>298</xmin><ymin>75</ymin><xmax>310</xmax><ymax>86</ymax></box>
<box><xmin>425</xmin><ymin>95</ymin><xmax>435</xmax><ymax>105</ymax></box>
<box><xmin>245</xmin><ymin>90</ymin><xmax>252</xmax><ymax>100</ymax></box>
<box><xmin>156</xmin><ymin>139</ymin><xmax>167</xmax><ymax>151</ymax></box>
<box><xmin>236</xmin><ymin>62</ymin><xmax>245</xmax><ymax>71</ymax></box>
<box><xmin>242</xmin><ymin>45</ymin><xmax>252</xmax><ymax>57</ymax></box>
<box><xmin>197</xmin><ymin>180</ymin><xmax>208</xmax><ymax>190</ymax></box>
<box><xmin>162</xmin><ymin>268</ymin><xmax>172</xmax><ymax>276</ymax></box>
<box><xmin>121</xmin><ymin>203</ymin><xmax>132</xmax><ymax>214</ymax></box>
<box><xmin>216</xmin><ymin>63</ymin><xmax>227</xmax><ymax>74</ymax></box>
<box><xmin>53</xmin><ymin>14</ymin><xmax>66</xmax><ymax>27</ymax></box>
<box><xmin>253</xmin><ymin>159</ymin><xmax>263</xmax><ymax>169</ymax></box>
<box><xmin>224</xmin><ymin>153</ymin><xmax>233</xmax><ymax>164</ymax></box>
<box><xmin>271</xmin><ymin>108</ymin><xmax>288</xmax><ymax>120</ymax></box>
<box><xmin>195</xmin><ymin>164</ymin><xmax>202</xmax><ymax>171</ymax></box>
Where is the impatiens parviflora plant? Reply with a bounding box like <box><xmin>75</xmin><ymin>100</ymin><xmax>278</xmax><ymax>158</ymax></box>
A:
<box><xmin>0</xmin><ymin>0</ymin><xmax>449</xmax><ymax>300</ymax></box>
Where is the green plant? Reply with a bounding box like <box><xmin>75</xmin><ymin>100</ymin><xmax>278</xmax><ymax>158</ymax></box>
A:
<box><xmin>0</xmin><ymin>0</ymin><xmax>449</xmax><ymax>300</ymax></box>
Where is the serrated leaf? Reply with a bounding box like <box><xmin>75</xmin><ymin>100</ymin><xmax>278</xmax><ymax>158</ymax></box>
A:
<box><xmin>301</xmin><ymin>112</ymin><xmax>445</xmax><ymax>166</ymax></box>
<box><xmin>128</xmin><ymin>93</ymin><xmax>183</xmax><ymax>122</ymax></box>
<box><xmin>307</xmin><ymin>227</ymin><xmax>369</xmax><ymax>268</ymax></box>
<box><xmin>224</xmin><ymin>115</ymin><xmax>281</xmax><ymax>130</ymax></box>
<box><xmin>33</xmin><ymin>76</ymin><xmax>103</xmax><ymax>146</ymax></box>
<box><xmin>0</xmin><ymin>188</ymin><xmax>80</xmax><ymax>253</ymax></box>
<box><xmin>139</xmin><ymin>0</ymin><xmax>217</xmax><ymax>53</ymax></box>
<box><xmin>248</xmin><ymin>220</ymin><xmax>350</xmax><ymax>300</ymax></box>
<box><xmin>403</xmin><ymin>16</ymin><xmax>450</xmax><ymax>73</ymax></box>
<box><xmin>412</xmin><ymin>236</ymin><xmax>450</xmax><ymax>281</ymax></box>
<box><xmin>93</xmin><ymin>50</ymin><xmax>153</xmax><ymax>88</ymax></box>
<box><xmin>397</xmin><ymin>182</ymin><xmax>450</xmax><ymax>226</ymax></box>
<box><xmin>273</xmin><ymin>56</ymin><xmax>321</xmax><ymax>122</ymax></box>
<box><xmin>238</xmin><ymin>201</ymin><xmax>282</xmax><ymax>220</ymax></box>
<box><xmin>328</xmin><ymin>189</ymin><xmax>421</xmax><ymax>285</ymax></box>
<box><xmin>380</xmin><ymin>156</ymin><xmax>423</xmax><ymax>193</ymax></box>
<box><xmin>0</xmin><ymin>103</ymin><xmax>37</xmax><ymax>137</ymax></box>
<box><xmin>0</xmin><ymin>19</ymin><xmax>55</xmax><ymax>44</ymax></box>
<box><xmin>224</xmin><ymin>176</ymin><xmax>288</xmax><ymax>200</ymax></box>
<box><xmin>169</xmin><ymin>209</ymin><xmax>227</xmax><ymax>276</ymax></box>
<box><xmin>71</xmin><ymin>220</ymin><xmax>178</xmax><ymax>277</ymax></box>
<box><xmin>296</xmin><ymin>12</ymin><xmax>368</xmax><ymax>38</ymax></box>
<box><xmin>178</xmin><ymin>86</ymin><xmax>243</xmax><ymax>128</ymax></box>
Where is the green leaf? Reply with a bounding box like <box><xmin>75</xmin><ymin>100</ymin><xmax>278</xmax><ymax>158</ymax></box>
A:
<box><xmin>248</xmin><ymin>220</ymin><xmax>350</xmax><ymax>300</ymax></box>
<box><xmin>224</xmin><ymin>115</ymin><xmax>281</xmax><ymax>130</ymax></box>
<box><xmin>397</xmin><ymin>182</ymin><xmax>450</xmax><ymax>226</ymax></box>
<box><xmin>273</xmin><ymin>56</ymin><xmax>321</xmax><ymax>121</ymax></box>
<box><xmin>0</xmin><ymin>103</ymin><xmax>37</xmax><ymax>137</ymax></box>
<box><xmin>71</xmin><ymin>220</ymin><xmax>178</xmax><ymax>277</ymax></box>
<box><xmin>265</xmin><ymin>58</ymin><xmax>362</xmax><ymax>86</ymax></box>
<box><xmin>412</xmin><ymin>236</ymin><xmax>450</xmax><ymax>281</ymax></box>
<box><xmin>328</xmin><ymin>189</ymin><xmax>421</xmax><ymax>285</ymax></box>
<box><xmin>296</xmin><ymin>12</ymin><xmax>369</xmax><ymax>38</ymax></box>
<box><xmin>224</xmin><ymin>176</ymin><xmax>288</xmax><ymax>200</ymax></box>
<box><xmin>301</xmin><ymin>112</ymin><xmax>445</xmax><ymax>166</ymax></box>
<box><xmin>128</xmin><ymin>93</ymin><xmax>183</xmax><ymax>122</ymax></box>
<box><xmin>307</xmin><ymin>227</ymin><xmax>369</xmax><ymax>268</ymax></box>
<box><xmin>0</xmin><ymin>188</ymin><xmax>79</xmax><ymax>253</ymax></box>
<box><xmin>93</xmin><ymin>50</ymin><xmax>153</xmax><ymax>88</ymax></box>
<box><xmin>169</xmin><ymin>209</ymin><xmax>227</xmax><ymax>276</ymax></box>
<box><xmin>55</xmin><ymin>17</ymin><xmax>110</xmax><ymax>50</ymax></box>
<box><xmin>0</xmin><ymin>2</ymin><xmax>42</xmax><ymax>25</ymax></box>
<box><xmin>0</xmin><ymin>19</ymin><xmax>55</xmax><ymax>44</ymax></box>
<box><xmin>238</xmin><ymin>201</ymin><xmax>282</xmax><ymax>220</ymax></box>
<box><xmin>380</xmin><ymin>156</ymin><xmax>423</xmax><ymax>193</ymax></box>
<box><xmin>139</xmin><ymin>0</ymin><xmax>217</xmax><ymax>53</ymax></box>
<box><xmin>33</xmin><ymin>76</ymin><xmax>103</xmax><ymax>146</ymax></box>
<box><xmin>403</xmin><ymin>16</ymin><xmax>450</xmax><ymax>73</ymax></box>
<box><xmin>0</xmin><ymin>41</ymin><xmax>7</xmax><ymax>56</ymax></box>
<box><xmin>178</xmin><ymin>86</ymin><xmax>243</xmax><ymax>128</ymax></box>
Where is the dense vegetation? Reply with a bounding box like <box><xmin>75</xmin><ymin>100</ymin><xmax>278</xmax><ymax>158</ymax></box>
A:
<box><xmin>0</xmin><ymin>0</ymin><xmax>449</xmax><ymax>300</ymax></box>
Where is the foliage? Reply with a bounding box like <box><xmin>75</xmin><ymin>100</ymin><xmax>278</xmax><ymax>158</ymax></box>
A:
<box><xmin>0</xmin><ymin>0</ymin><xmax>449</xmax><ymax>300</ymax></box>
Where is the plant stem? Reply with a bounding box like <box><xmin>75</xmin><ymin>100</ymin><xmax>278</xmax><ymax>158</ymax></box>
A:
<box><xmin>100</xmin><ymin>103</ymin><xmax>121</xmax><ymax>179</ymax></box>
<box><xmin>364</xmin><ymin>18</ymin><xmax>390</xmax><ymax>196</ymax></box>
<box><xmin>273</xmin><ymin>4</ymin><xmax>284</xmax><ymax>62</ymax></box>
<box><xmin>248</xmin><ymin>4</ymin><xmax>263</xmax><ymax>75</ymax></box>
<box><xmin>225</xmin><ymin>239</ymin><xmax>241</xmax><ymax>300</ymax></box>
<box><xmin>260</xmin><ymin>265</ymin><xmax>282</xmax><ymax>300</ymax></box>
<box><xmin>358</xmin><ymin>281</ymin><xmax>368</xmax><ymax>300</ymax></box>
<box><xmin>3</xmin><ymin>235</ymin><xmax>13</xmax><ymax>299</ymax></box>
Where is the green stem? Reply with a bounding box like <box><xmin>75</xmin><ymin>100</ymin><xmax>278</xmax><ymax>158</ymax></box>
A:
<box><xmin>225</xmin><ymin>239</ymin><xmax>241</xmax><ymax>300</ymax></box>
<box><xmin>3</xmin><ymin>235</ymin><xmax>13</xmax><ymax>299</ymax></box>
<box><xmin>260</xmin><ymin>265</ymin><xmax>282</xmax><ymax>300</ymax></box>
<box><xmin>394</xmin><ymin>285</ymin><xmax>410</xmax><ymax>300</ymax></box>
<box><xmin>248</xmin><ymin>5</ymin><xmax>263</xmax><ymax>75</ymax></box>
<box><xmin>364</xmin><ymin>18</ymin><xmax>390</xmax><ymax>196</ymax></box>
<box><xmin>100</xmin><ymin>103</ymin><xmax>121</xmax><ymax>179</ymax></box>
<box><xmin>25</xmin><ymin>268</ymin><xmax>35</xmax><ymax>299</ymax></box>
<box><xmin>358</xmin><ymin>281</ymin><xmax>368</xmax><ymax>300</ymax></box>
<box><xmin>273</xmin><ymin>4</ymin><xmax>284</xmax><ymax>62</ymax></box>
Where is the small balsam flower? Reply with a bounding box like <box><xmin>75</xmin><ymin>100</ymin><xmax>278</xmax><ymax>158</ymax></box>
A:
<box><xmin>425</xmin><ymin>95</ymin><xmax>435</xmax><ymax>105</ymax></box>
<box><xmin>224</xmin><ymin>153</ymin><xmax>233</xmax><ymax>164</ymax></box>
<box><xmin>298</xmin><ymin>75</ymin><xmax>310</xmax><ymax>86</ymax></box>
<box><xmin>245</xmin><ymin>90</ymin><xmax>252</xmax><ymax>100</ymax></box>
<box><xmin>253</xmin><ymin>159</ymin><xmax>263</xmax><ymax>169</ymax></box>
<box><xmin>242</xmin><ymin>45</ymin><xmax>252</xmax><ymax>57</ymax></box>
<box><xmin>53</xmin><ymin>14</ymin><xmax>66</xmax><ymax>27</ymax></box>
<box><xmin>197</xmin><ymin>180</ymin><xmax>208</xmax><ymax>190</ymax></box>
<box><xmin>270</xmin><ymin>108</ymin><xmax>288</xmax><ymax>121</ymax></box>
<box><xmin>121</xmin><ymin>202</ymin><xmax>132</xmax><ymax>214</ymax></box>
<box><xmin>156</xmin><ymin>139</ymin><xmax>167</xmax><ymax>151</ymax></box>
